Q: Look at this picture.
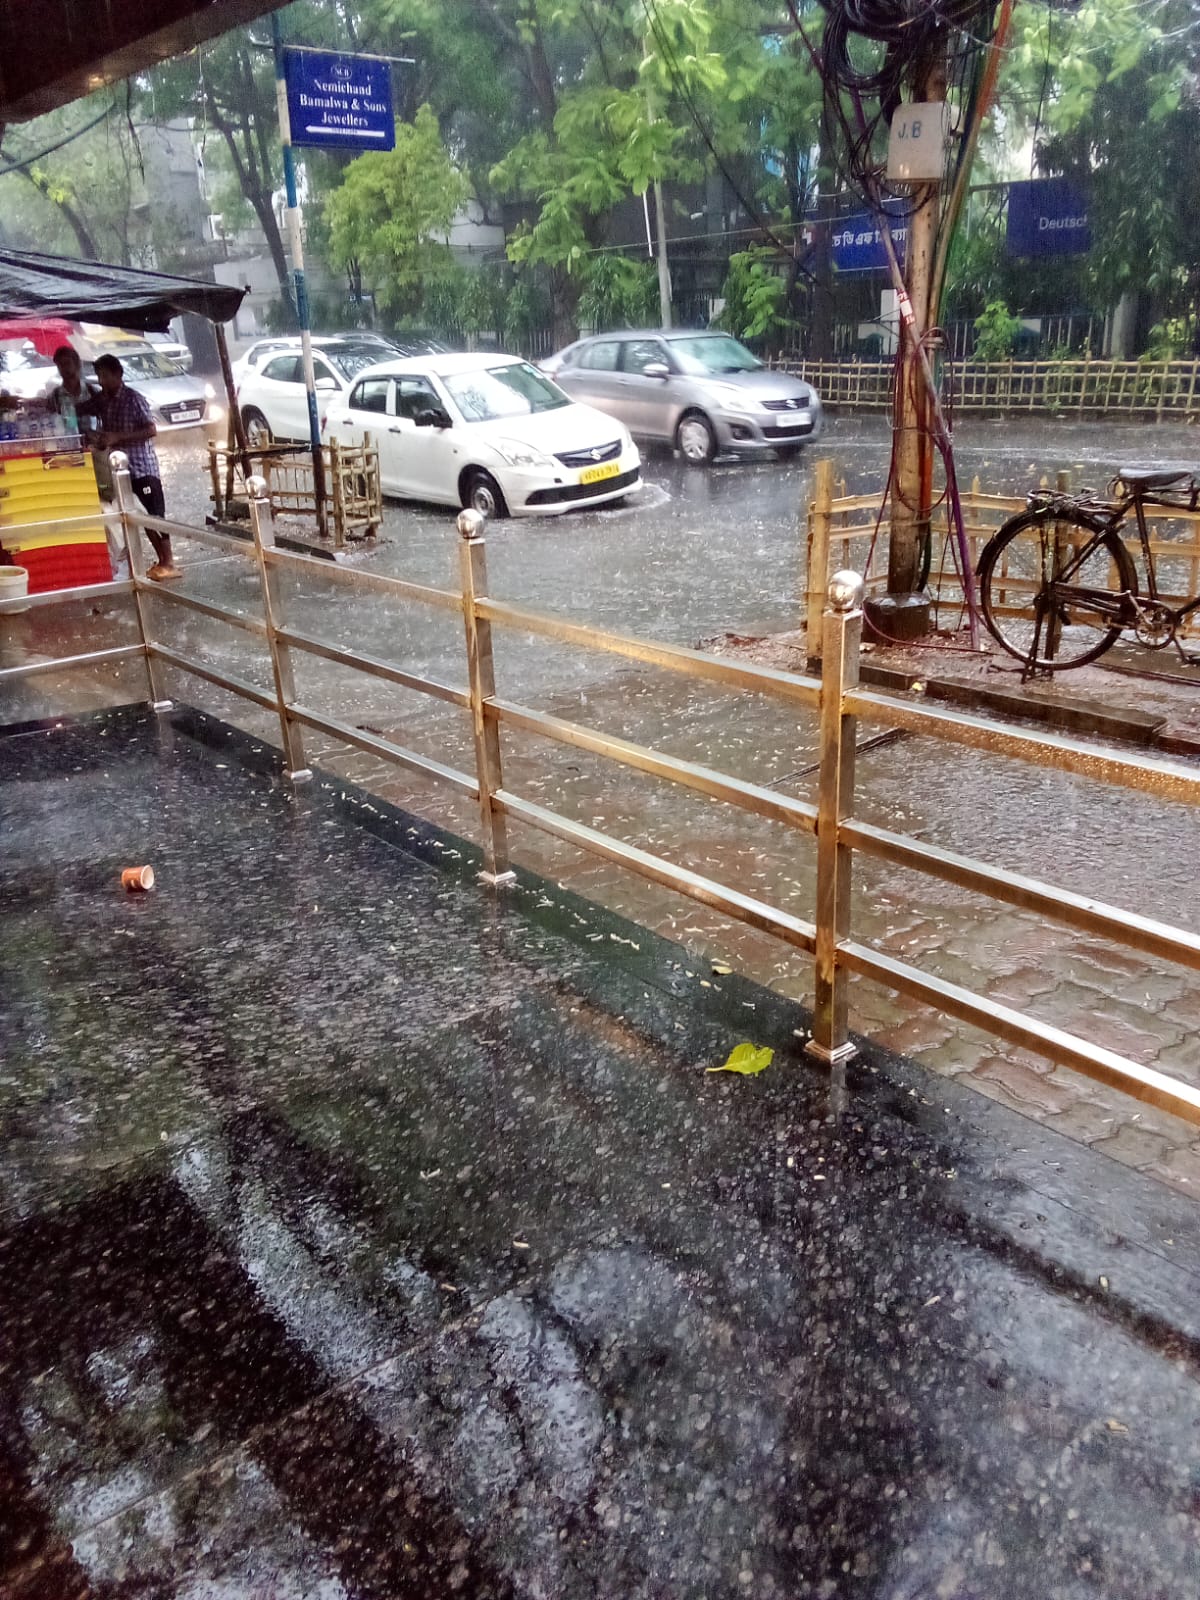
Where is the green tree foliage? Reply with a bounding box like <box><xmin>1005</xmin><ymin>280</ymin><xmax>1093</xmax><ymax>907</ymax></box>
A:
<box><xmin>576</xmin><ymin>254</ymin><xmax>660</xmax><ymax>331</ymax></box>
<box><xmin>323</xmin><ymin>105</ymin><xmax>468</xmax><ymax>318</ymax></box>
<box><xmin>0</xmin><ymin>100</ymin><xmax>157</xmax><ymax>264</ymax></box>
<box><xmin>144</xmin><ymin>28</ymin><xmax>293</xmax><ymax>292</ymax></box>
<box><xmin>715</xmin><ymin>247</ymin><xmax>794</xmax><ymax>346</ymax></box>
<box><xmin>971</xmin><ymin>299</ymin><xmax>1021</xmax><ymax>361</ymax></box>
<box><xmin>948</xmin><ymin>0</ymin><xmax>1200</xmax><ymax>342</ymax></box>
<box><xmin>379</xmin><ymin>0</ymin><xmax>823</xmax><ymax>340</ymax></box>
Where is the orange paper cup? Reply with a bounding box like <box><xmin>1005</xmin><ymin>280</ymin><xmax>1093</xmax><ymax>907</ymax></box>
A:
<box><xmin>121</xmin><ymin>865</ymin><xmax>155</xmax><ymax>892</ymax></box>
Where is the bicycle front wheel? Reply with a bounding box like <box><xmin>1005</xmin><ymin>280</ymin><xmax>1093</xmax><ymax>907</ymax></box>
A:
<box><xmin>978</xmin><ymin>509</ymin><xmax>1137</xmax><ymax>670</ymax></box>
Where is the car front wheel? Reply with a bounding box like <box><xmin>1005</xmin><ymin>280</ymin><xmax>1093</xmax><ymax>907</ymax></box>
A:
<box><xmin>463</xmin><ymin>469</ymin><xmax>509</xmax><ymax>520</ymax></box>
<box><xmin>241</xmin><ymin>407</ymin><xmax>272</xmax><ymax>448</ymax></box>
<box><xmin>676</xmin><ymin>411</ymin><xmax>716</xmax><ymax>466</ymax></box>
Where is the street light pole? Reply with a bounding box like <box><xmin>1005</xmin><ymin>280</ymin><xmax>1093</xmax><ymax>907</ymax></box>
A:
<box><xmin>652</xmin><ymin>174</ymin><xmax>672</xmax><ymax>330</ymax></box>
<box><xmin>270</xmin><ymin>10</ymin><xmax>328</xmax><ymax>539</ymax></box>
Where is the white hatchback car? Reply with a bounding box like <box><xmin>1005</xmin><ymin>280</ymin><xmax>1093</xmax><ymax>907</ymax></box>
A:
<box><xmin>323</xmin><ymin>353</ymin><xmax>641</xmax><ymax>518</ymax></box>
<box><xmin>236</xmin><ymin>336</ymin><xmax>415</xmax><ymax>445</ymax></box>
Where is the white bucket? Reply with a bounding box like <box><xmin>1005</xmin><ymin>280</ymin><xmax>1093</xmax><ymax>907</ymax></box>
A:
<box><xmin>0</xmin><ymin>565</ymin><xmax>30</xmax><ymax>614</ymax></box>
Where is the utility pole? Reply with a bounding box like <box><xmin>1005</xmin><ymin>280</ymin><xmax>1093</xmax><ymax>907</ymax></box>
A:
<box><xmin>872</xmin><ymin>42</ymin><xmax>947</xmax><ymax>641</ymax></box>
<box><xmin>271</xmin><ymin>11</ymin><xmax>327</xmax><ymax>539</ymax></box>
<box><xmin>652</xmin><ymin>175</ymin><xmax>672</xmax><ymax>330</ymax></box>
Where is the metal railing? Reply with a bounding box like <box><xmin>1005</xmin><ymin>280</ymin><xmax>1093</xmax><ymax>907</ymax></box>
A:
<box><xmin>5</xmin><ymin>455</ymin><xmax>1200</xmax><ymax>1129</ymax></box>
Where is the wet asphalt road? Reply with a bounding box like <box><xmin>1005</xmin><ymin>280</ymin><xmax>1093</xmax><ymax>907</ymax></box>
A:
<box><xmin>159</xmin><ymin>412</ymin><xmax>1200</xmax><ymax>647</ymax></box>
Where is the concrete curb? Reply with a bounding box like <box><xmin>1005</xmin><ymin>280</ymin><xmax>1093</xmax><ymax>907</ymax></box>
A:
<box><xmin>855</xmin><ymin>661</ymin><xmax>1200</xmax><ymax>757</ymax></box>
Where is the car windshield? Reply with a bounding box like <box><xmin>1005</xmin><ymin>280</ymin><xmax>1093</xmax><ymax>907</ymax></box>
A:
<box><xmin>443</xmin><ymin>362</ymin><xmax>569</xmax><ymax>422</ymax></box>
<box><xmin>109</xmin><ymin>350</ymin><xmax>185</xmax><ymax>382</ymax></box>
<box><xmin>325</xmin><ymin>345</ymin><xmax>391</xmax><ymax>381</ymax></box>
<box><xmin>668</xmin><ymin>335</ymin><xmax>762</xmax><ymax>376</ymax></box>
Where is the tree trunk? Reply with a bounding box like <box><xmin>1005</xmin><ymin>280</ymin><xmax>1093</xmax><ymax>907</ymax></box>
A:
<box><xmin>18</xmin><ymin>167</ymin><xmax>100</xmax><ymax>257</ymax></box>
<box><xmin>211</xmin><ymin>109</ymin><xmax>292</xmax><ymax>302</ymax></box>
<box><xmin>549</xmin><ymin>265</ymin><xmax>579</xmax><ymax>349</ymax></box>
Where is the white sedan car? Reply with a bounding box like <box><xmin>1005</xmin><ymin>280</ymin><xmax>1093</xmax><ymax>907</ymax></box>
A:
<box><xmin>322</xmin><ymin>353</ymin><xmax>641</xmax><ymax>518</ymax></box>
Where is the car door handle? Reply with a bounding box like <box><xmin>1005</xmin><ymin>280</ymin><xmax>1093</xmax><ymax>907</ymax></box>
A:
<box><xmin>388</xmin><ymin>425</ymin><xmax>403</xmax><ymax>434</ymax></box>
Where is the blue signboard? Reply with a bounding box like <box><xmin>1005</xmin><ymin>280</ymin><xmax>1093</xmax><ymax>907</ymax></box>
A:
<box><xmin>284</xmin><ymin>49</ymin><xmax>394</xmax><ymax>152</ymax></box>
<box><xmin>831</xmin><ymin>206</ymin><xmax>908</xmax><ymax>273</ymax></box>
<box><xmin>1006</xmin><ymin>178</ymin><xmax>1089</xmax><ymax>258</ymax></box>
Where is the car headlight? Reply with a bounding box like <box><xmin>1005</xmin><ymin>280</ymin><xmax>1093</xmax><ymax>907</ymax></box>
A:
<box><xmin>491</xmin><ymin>438</ymin><xmax>554</xmax><ymax>468</ymax></box>
<box><xmin>204</xmin><ymin>381</ymin><xmax>216</xmax><ymax>399</ymax></box>
<box><xmin>711</xmin><ymin>384</ymin><xmax>756</xmax><ymax>413</ymax></box>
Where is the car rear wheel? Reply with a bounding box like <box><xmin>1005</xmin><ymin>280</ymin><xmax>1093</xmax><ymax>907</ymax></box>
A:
<box><xmin>241</xmin><ymin>407</ymin><xmax>272</xmax><ymax>448</ymax></box>
<box><xmin>676</xmin><ymin>411</ymin><xmax>716</xmax><ymax>466</ymax></box>
<box><xmin>463</xmin><ymin>469</ymin><xmax>509</xmax><ymax>520</ymax></box>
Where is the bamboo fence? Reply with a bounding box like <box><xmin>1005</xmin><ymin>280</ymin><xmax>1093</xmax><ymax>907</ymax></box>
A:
<box><xmin>776</xmin><ymin>357</ymin><xmax>1200</xmax><ymax>419</ymax></box>
<box><xmin>207</xmin><ymin>438</ymin><xmax>383</xmax><ymax>547</ymax></box>
<box><xmin>806</xmin><ymin>466</ymin><xmax>1200</xmax><ymax>648</ymax></box>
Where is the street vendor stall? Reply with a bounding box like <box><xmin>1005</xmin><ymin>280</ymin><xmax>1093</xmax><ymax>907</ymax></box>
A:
<box><xmin>0</xmin><ymin>416</ymin><xmax>111</xmax><ymax>592</ymax></box>
<box><xmin>0</xmin><ymin>249</ymin><xmax>244</xmax><ymax>594</ymax></box>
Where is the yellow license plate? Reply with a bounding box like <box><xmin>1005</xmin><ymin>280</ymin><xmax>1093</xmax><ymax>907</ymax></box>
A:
<box><xmin>579</xmin><ymin>461</ymin><xmax>620</xmax><ymax>486</ymax></box>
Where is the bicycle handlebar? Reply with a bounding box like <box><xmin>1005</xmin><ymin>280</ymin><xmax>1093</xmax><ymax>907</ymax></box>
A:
<box><xmin>1026</xmin><ymin>475</ymin><xmax>1200</xmax><ymax>518</ymax></box>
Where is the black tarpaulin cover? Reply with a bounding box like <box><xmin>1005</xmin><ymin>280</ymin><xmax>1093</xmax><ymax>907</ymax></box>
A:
<box><xmin>0</xmin><ymin>249</ymin><xmax>244</xmax><ymax>332</ymax></box>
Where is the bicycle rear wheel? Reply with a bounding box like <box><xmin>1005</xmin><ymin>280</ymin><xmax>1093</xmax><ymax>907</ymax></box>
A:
<box><xmin>978</xmin><ymin>509</ymin><xmax>1137</xmax><ymax>670</ymax></box>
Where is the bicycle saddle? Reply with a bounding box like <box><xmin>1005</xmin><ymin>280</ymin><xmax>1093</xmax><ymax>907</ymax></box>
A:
<box><xmin>1116</xmin><ymin>465</ymin><xmax>1194</xmax><ymax>487</ymax></box>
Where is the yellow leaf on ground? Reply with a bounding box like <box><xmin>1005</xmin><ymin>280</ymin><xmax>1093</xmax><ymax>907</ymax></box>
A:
<box><xmin>707</xmin><ymin>1043</ymin><xmax>774</xmax><ymax>1076</ymax></box>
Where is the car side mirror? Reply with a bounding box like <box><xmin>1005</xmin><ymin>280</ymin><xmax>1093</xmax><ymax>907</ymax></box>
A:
<box><xmin>416</xmin><ymin>407</ymin><xmax>452</xmax><ymax>429</ymax></box>
<box><xmin>642</xmin><ymin>362</ymin><xmax>670</xmax><ymax>379</ymax></box>
<box><xmin>315</xmin><ymin>376</ymin><xmax>339</xmax><ymax>392</ymax></box>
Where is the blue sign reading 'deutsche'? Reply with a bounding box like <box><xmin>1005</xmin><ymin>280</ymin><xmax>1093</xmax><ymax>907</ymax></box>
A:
<box><xmin>1006</xmin><ymin>178</ymin><xmax>1089</xmax><ymax>257</ymax></box>
<box><xmin>283</xmin><ymin>49</ymin><xmax>394</xmax><ymax>151</ymax></box>
<box><xmin>831</xmin><ymin>207</ymin><xmax>908</xmax><ymax>273</ymax></box>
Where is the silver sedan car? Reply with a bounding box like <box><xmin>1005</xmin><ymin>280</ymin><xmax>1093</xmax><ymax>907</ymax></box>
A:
<box><xmin>544</xmin><ymin>330</ymin><xmax>823</xmax><ymax>464</ymax></box>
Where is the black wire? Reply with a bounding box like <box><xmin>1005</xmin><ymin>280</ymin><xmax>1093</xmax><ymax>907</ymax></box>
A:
<box><xmin>803</xmin><ymin>0</ymin><xmax>1001</xmax><ymax>204</ymax></box>
<box><xmin>0</xmin><ymin>103</ymin><xmax>117</xmax><ymax>179</ymax></box>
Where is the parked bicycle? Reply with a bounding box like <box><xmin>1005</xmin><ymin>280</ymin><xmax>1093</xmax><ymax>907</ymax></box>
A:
<box><xmin>977</xmin><ymin>467</ymin><xmax>1200</xmax><ymax>673</ymax></box>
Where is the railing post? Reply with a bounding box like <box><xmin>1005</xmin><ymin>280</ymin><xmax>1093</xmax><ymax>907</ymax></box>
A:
<box><xmin>806</xmin><ymin>569</ymin><xmax>863</xmax><ymax>1071</ymax></box>
<box><xmin>458</xmin><ymin>508</ymin><xmax>515</xmax><ymax>886</ymax></box>
<box><xmin>247</xmin><ymin>474</ymin><xmax>311</xmax><ymax>782</ymax></box>
<box><xmin>111</xmin><ymin>450</ymin><xmax>172</xmax><ymax>711</ymax></box>
<box><xmin>806</xmin><ymin>457</ymin><xmax>835</xmax><ymax>672</ymax></box>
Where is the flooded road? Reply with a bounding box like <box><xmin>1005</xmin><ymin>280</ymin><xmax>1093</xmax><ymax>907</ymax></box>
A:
<box><xmin>11</xmin><ymin>412</ymin><xmax>1200</xmax><ymax>1177</ymax></box>
<box><xmin>162</xmin><ymin>411</ymin><xmax>1200</xmax><ymax>646</ymax></box>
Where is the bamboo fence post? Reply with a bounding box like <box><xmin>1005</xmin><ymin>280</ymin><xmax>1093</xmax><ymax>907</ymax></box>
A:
<box><xmin>207</xmin><ymin>442</ymin><xmax>223</xmax><ymax>520</ymax></box>
<box><xmin>329</xmin><ymin>440</ymin><xmax>344</xmax><ymax>547</ymax></box>
<box><xmin>806</xmin><ymin>458</ymin><xmax>836</xmax><ymax>670</ymax></box>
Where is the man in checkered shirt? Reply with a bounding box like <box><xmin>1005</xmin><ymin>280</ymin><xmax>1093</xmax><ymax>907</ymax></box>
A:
<box><xmin>92</xmin><ymin>353</ymin><xmax>180</xmax><ymax>581</ymax></box>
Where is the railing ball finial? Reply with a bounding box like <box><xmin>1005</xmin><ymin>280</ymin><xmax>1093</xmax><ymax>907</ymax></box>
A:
<box><xmin>246</xmin><ymin>474</ymin><xmax>269</xmax><ymax>501</ymax></box>
<box><xmin>109</xmin><ymin>450</ymin><xmax>129</xmax><ymax>475</ymax></box>
<box><xmin>457</xmin><ymin>507</ymin><xmax>486</xmax><ymax>541</ymax></box>
<box><xmin>827</xmin><ymin>569</ymin><xmax>864</xmax><ymax>613</ymax></box>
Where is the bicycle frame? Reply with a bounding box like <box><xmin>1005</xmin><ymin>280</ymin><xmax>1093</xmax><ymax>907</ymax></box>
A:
<box><xmin>1032</xmin><ymin>482</ymin><xmax>1200</xmax><ymax>654</ymax></box>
